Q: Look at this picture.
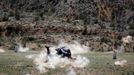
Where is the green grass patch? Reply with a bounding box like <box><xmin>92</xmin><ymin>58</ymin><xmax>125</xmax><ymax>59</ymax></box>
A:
<box><xmin>0</xmin><ymin>52</ymin><xmax>134</xmax><ymax>75</ymax></box>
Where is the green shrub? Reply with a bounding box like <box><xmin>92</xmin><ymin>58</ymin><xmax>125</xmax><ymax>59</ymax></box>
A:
<box><xmin>15</xmin><ymin>10</ymin><xmax>20</xmax><ymax>20</ymax></box>
<box><xmin>0</xmin><ymin>12</ymin><xmax>9</xmax><ymax>21</ymax></box>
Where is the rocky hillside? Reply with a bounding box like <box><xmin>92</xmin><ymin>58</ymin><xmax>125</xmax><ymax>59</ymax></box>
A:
<box><xmin>0</xmin><ymin>0</ymin><xmax>134</xmax><ymax>52</ymax></box>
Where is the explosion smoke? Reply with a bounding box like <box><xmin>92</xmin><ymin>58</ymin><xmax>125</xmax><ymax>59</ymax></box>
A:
<box><xmin>18</xmin><ymin>43</ymin><xmax>29</xmax><ymax>52</ymax></box>
<box><xmin>33</xmin><ymin>41</ymin><xmax>90</xmax><ymax>73</ymax></box>
<box><xmin>114</xmin><ymin>59</ymin><xmax>127</xmax><ymax>67</ymax></box>
<box><xmin>0</xmin><ymin>48</ymin><xmax>5</xmax><ymax>53</ymax></box>
<box><xmin>122</xmin><ymin>35</ymin><xmax>133</xmax><ymax>44</ymax></box>
<box><xmin>57</xmin><ymin>40</ymin><xmax>90</xmax><ymax>54</ymax></box>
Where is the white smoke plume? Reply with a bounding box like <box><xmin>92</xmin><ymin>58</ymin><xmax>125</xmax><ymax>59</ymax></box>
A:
<box><xmin>57</xmin><ymin>40</ymin><xmax>90</xmax><ymax>54</ymax></box>
<box><xmin>71</xmin><ymin>55</ymin><xmax>89</xmax><ymax>68</ymax></box>
<box><xmin>0</xmin><ymin>48</ymin><xmax>5</xmax><ymax>53</ymax></box>
<box><xmin>122</xmin><ymin>35</ymin><xmax>133</xmax><ymax>43</ymax></box>
<box><xmin>34</xmin><ymin>50</ymin><xmax>48</xmax><ymax>73</ymax></box>
<box><xmin>33</xmin><ymin>41</ymin><xmax>90</xmax><ymax>73</ymax></box>
<box><xmin>114</xmin><ymin>59</ymin><xmax>127</xmax><ymax>67</ymax></box>
<box><xmin>18</xmin><ymin>43</ymin><xmax>29</xmax><ymax>52</ymax></box>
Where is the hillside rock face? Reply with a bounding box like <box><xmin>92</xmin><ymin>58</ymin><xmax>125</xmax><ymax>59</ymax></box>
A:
<box><xmin>0</xmin><ymin>0</ymin><xmax>134</xmax><ymax>52</ymax></box>
<box><xmin>0</xmin><ymin>20</ymin><xmax>134</xmax><ymax>52</ymax></box>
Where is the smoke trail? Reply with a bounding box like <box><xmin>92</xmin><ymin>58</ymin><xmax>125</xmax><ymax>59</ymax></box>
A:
<box><xmin>32</xmin><ymin>41</ymin><xmax>90</xmax><ymax>73</ymax></box>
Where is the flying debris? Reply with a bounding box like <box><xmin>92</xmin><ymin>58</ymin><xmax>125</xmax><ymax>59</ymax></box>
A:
<box><xmin>56</xmin><ymin>46</ymin><xmax>72</xmax><ymax>59</ymax></box>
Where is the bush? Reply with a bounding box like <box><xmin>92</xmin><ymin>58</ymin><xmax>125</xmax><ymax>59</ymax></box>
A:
<box><xmin>0</xmin><ymin>12</ymin><xmax>9</xmax><ymax>22</ymax></box>
<box><xmin>129</xmin><ymin>24</ymin><xmax>134</xmax><ymax>29</ymax></box>
<box><xmin>34</xmin><ymin>16</ymin><xmax>39</xmax><ymax>22</ymax></box>
<box><xmin>14</xmin><ymin>10</ymin><xmax>20</xmax><ymax>20</ymax></box>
